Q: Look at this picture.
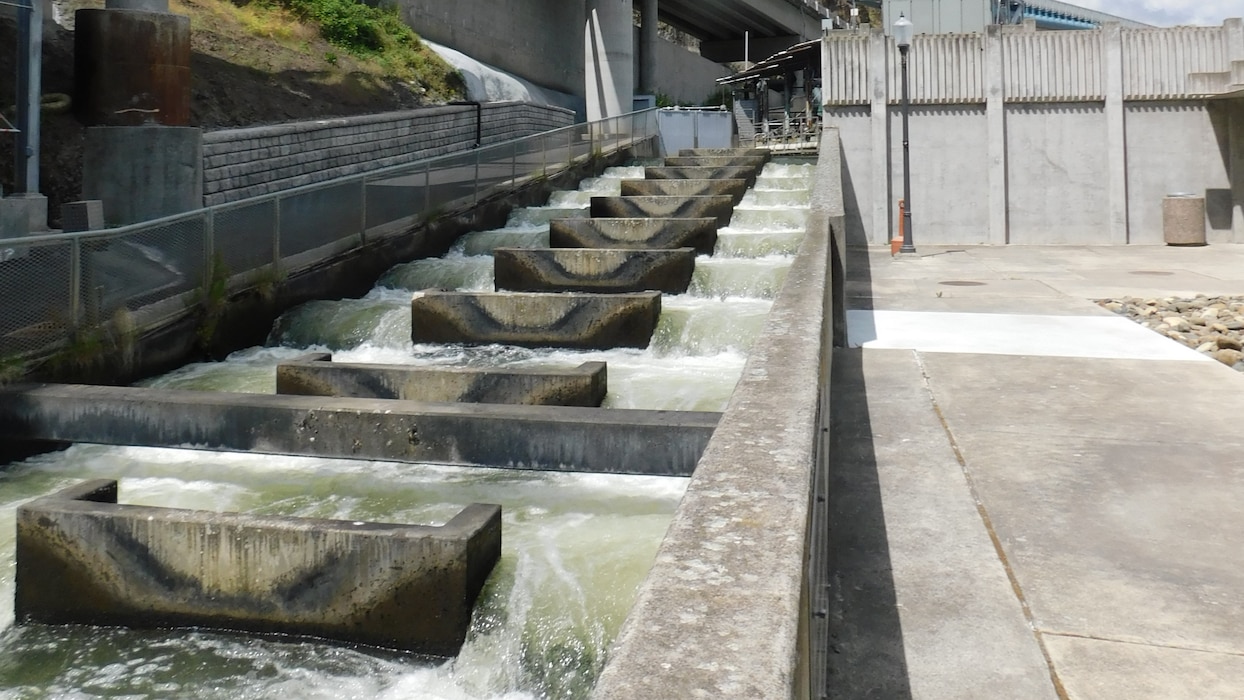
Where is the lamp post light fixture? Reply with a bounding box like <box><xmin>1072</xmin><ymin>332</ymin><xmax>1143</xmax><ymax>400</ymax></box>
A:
<box><xmin>893</xmin><ymin>13</ymin><xmax>915</xmax><ymax>254</ymax></box>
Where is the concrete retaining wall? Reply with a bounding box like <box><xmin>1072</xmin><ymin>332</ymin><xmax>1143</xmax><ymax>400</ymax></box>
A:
<box><xmin>201</xmin><ymin>102</ymin><xmax>575</xmax><ymax>206</ymax></box>
<box><xmin>0</xmin><ymin>383</ymin><xmax>716</xmax><ymax>475</ymax></box>
<box><xmin>592</xmin><ymin>129</ymin><xmax>845</xmax><ymax>698</ymax></box>
<box><xmin>826</xmin><ymin>22</ymin><xmax>1244</xmax><ymax>244</ymax></box>
<box><xmin>16</xmin><ymin>479</ymin><xmax>501</xmax><ymax>656</ymax></box>
<box><xmin>277</xmin><ymin>354</ymin><xmax>608</xmax><ymax>406</ymax></box>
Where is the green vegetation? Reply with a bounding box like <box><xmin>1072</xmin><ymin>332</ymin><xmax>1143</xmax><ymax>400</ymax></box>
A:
<box><xmin>266</xmin><ymin>0</ymin><xmax>462</xmax><ymax>98</ymax></box>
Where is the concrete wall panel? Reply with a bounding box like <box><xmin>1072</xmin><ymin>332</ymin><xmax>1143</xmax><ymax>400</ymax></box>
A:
<box><xmin>828</xmin><ymin>107</ymin><xmax>874</xmax><ymax>244</ymax></box>
<box><xmin>1125</xmin><ymin>103</ymin><xmax>1232</xmax><ymax>244</ymax></box>
<box><xmin>889</xmin><ymin>106</ymin><xmax>989</xmax><ymax>245</ymax></box>
<box><xmin>1006</xmin><ymin>103</ymin><xmax>1109</xmax><ymax>244</ymax></box>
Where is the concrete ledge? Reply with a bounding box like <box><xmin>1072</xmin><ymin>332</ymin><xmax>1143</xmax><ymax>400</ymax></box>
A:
<box><xmin>643</xmin><ymin>166</ymin><xmax>760</xmax><ymax>188</ymax></box>
<box><xmin>619</xmin><ymin>179</ymin><xmax>749</xmax><ymax>205</ymax></box>
<box><xmin>277</xmin><ymin>354</ymin><xmax>607</xmax><ymax>406</ymax></box>
<box><xmin>16</xmin><ymin>479</ymin><xmax>501</xmax><ymax>656</ymax></box>
<box><xmin>0</xmin><ymin>384</ymin><xmax>717</xmax><ymax>475</ymax></box>
<box><xmin>662</xmin><ymin>155</ymin><xmax>769</xmax><ymax>169</ymax></box>
<box><xmin>549</xmin><ymin>217</ymin><xmax>718</xmax><ymax>255</ymax></box>
<box><xmin>678</xmin><ymin>148</ymin><xmax>769</xmax><ymax>158</ymax></box>
<box><xmin>411</xmin><ymin>290</ymin><xmax>662</xmax><ymax>350</ymax></box>
<box><xmin>493</xmin><ymin>247</ymin><xmax>696</xmax><ymax>294</ymax></box>
<box><xmin>589</xmin><ymin>195</ymin><xmax>735</xmax><ymax>228</ymax></box>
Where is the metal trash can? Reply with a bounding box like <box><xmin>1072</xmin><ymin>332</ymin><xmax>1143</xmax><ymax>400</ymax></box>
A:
<box><xmin>1163</xmin><ymin>193</ymin><xmax>1207</xmax><ymax>246</ymax></box>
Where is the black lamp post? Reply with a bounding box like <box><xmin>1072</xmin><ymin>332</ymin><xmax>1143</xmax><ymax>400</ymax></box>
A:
<box><xmin>894</xmin><ymin>13</ymin><xmax>915</xmax><ymax>253</ymax></box>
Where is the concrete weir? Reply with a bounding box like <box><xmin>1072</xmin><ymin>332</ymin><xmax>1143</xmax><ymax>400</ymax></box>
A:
<box><xmin>549</xmin><ymin>217</ymin><xmax>718</xmax><ymax>254</ymax></box>
<box><xmin>662</xmin><ymin>155</ymin><xmax>770</xmax><ymax>169</ymax></box>
<box><xmin>16</xmin><ymin>479</ymin><xmax>501</xmax><ymax>656</ymax></box>
<box><xmin>619</xmin><ymin>178</ymin><xmax>749</xmax><ymax>205</ymax></box>
<box><xmin>589</xmin><ymin>195</ymin><xmax>735</xmax><ymax>228</ymax></box>
<box><xmin>411</xmin><ymin>290</ymin><xmax>661</xmax><ymax>349</ymax></box>
<box><xmin>0</xmin><ymin>384</ymin><xmax>717</xmax><ymax>475</ymax></box>
<box><xmin>277</xmin><ymin>353</ymin><xmax>608</xmax><ymax>406</ymax></box>
<box><xmin>643</xmin><ymin>166</ymin><xmax>761</xmax><ymax>188</ymax></box>
<box><xmin>493</xmin><ymin>247</ymin><xmax>696</xmax><ymax>294</ymax></box>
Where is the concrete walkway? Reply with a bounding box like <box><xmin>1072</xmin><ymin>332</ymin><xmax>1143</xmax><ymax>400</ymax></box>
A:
<box><xmin>830</xmin><ymin>245</ymin><xmax>1244</xmax><ymax>700</ymax></box>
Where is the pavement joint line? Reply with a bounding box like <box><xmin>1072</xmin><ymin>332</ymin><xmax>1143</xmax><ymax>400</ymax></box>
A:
<box><xmin>912</xmin><ymin>349</ymin><xmax>1071</xmax><ymax>700</ymax></box>
<box><xmin>1039</xmin><ymin>631</ymin><xmax>1244</xmax><ymax>659</ymax></box>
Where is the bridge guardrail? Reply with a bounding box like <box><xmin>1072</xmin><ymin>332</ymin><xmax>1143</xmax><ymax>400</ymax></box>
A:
<box><xmin>0</xmin><ymin>109</ymin><xmax>659</xmax><ymax>365</ymax></box>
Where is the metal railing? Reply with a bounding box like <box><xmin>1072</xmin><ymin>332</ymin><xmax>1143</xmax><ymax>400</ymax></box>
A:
<box><xmin>0</xmin><ymin>109</ymin><xmax>659</xmax><ymax>363</ymax></box>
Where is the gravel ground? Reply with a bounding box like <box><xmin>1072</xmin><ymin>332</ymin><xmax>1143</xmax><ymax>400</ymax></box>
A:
<box><xmin>1099</xmin><ymin>295</ymin><xmax>1244</xmax><ymax>370</ymax></box>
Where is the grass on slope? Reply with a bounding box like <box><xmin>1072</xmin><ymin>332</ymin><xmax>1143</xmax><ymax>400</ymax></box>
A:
<box><xmin>177</xmin><ymin>0</ymin><xmax>463</xmax><ymax>102</ymax></box>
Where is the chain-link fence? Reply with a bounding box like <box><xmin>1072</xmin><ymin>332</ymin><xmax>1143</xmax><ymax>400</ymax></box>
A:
<box><xmin>0</xmin><ymin>109</ymin><xmax>659</xmax><ymax>364</ymax></box>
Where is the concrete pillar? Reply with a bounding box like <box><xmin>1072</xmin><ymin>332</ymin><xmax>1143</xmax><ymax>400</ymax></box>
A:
<box><xmin>985</xmin><ymin>25</ymin><xmax>1007</xmax><ymax>245</ymax></box>
<box><xmin>15</xmin><ymin>0</ymin><xmax>42</xmax><ymax>196</ymax></box>
<box><xmin>640</xmin><ymin>0</ymin><xmax>658</xmax><ymax>95</ymax></box>
<box><xmin>1227</xmin><ymin>20</ymin><xmax>1244</xmax><ymax>241</ymax></box>
<box><xmin>1231</xmin><ymin>101</ymin><xmax>1244</xmax><ymax>242</ymax></box>
<box><xmin>82</xmin><ymin>125</ymin><xmax>203</xmax><ymax>226</ymax></box>
<box><xmin>1102</xmin><ymin>22</ymin><xmax>1129</xmax><ymax>244</ymax></box>
<box><xmin>868</xmin><ymin>26</ymin><xmax>889</xmax><ymax>245</ymax></box>
<box><xmin>585</xmin><ymin>0</ymin><xmax>635</xmax><ymax>121</ymax></box>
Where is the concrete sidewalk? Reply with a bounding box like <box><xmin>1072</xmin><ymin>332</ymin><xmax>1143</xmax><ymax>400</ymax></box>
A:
<box><xmin>830</xmin><ymin>245</ymin><xmax>1244</xmax><ymax>700</ymax></box>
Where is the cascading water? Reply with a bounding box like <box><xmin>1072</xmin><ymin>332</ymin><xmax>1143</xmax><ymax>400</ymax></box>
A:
<box><xmin>0</xmin><ymin>160</ymin><xmax>815</xmax><ymax>699</ymax></box>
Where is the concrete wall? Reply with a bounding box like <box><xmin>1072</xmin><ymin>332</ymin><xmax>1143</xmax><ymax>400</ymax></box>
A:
<box><xmin>82</xmin><ymin>125</ymin><xmax>203</xmax><ymax>226</ymax></box>
<box><xmin>634</xmin><ymin>28</ymin><xmax>733</xmax><ymax>105</ymax></box>
<box><xmin>0</xmin><ymin>383</ymin><xmax>717</xmax><ymax>475</ymax></box>
<box><xmin>824</xmin><ymin>21</ymin><xmax>1243</xmax><ymax>245</ymax></box>
<box><xmin>201</xmin><ymin>102</ymin><xmax>574</xmax><ymax>207</ymax></box>
<box><xmin>1006</xmin><ymin>103</ymin><xmax>1111</xmax><ymax>244</ymax></box>
<box><xmin>593</xmin><ymin>134</ymin><xmax>844</xmax><ymax>698</ymax></box>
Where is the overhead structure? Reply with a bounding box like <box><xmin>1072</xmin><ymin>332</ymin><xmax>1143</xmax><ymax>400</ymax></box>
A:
<box><xmin>659</xmin><ymin>0</ymin><xmax>829</xmax><ymax>63</ymax></box>
<box><xmin>877</xmin><ymin>0</ymin><xmax>1152</xmax><ymax>35</ymax></box>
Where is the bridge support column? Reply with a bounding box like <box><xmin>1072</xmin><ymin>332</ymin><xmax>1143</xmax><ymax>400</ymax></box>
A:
<box><xmin>639</xmin><ymin>0</ymin><xmax>657</xmax><ymax>95</ymax></box>
<box><xmin>585</xmin><ymin>0</ymin><xmax>634</xmax><ymax>121</ymax></box>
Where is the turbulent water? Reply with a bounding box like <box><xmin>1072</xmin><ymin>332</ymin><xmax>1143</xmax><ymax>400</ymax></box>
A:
<box><xmin>0</xmin><ymin>161</ymin><xmax>814</xmax><ymax>699</ymax></box>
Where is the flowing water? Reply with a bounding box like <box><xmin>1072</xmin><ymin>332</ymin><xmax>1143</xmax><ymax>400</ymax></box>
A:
<box><xmin>0</xmin><ymin>161</ymin><xmax>814</xmax><ymax>699</ymax></box>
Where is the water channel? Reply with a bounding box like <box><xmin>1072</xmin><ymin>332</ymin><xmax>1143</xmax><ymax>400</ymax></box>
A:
<box><xmin>0</xmin><ymin>160</ymin><xmax>813</xmax><ymax>699</ymax></box>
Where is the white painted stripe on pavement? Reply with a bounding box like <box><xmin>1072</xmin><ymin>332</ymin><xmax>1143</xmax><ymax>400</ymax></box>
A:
<box><xmin>847</xmin><ymin>310</ymin><xmax>1213</xmax><ymax>361</ymax></box>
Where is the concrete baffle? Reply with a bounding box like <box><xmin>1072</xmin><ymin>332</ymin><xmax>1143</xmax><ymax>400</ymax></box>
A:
<box><xmin>0</xmin><ymin>383</ymin><xmax>718</xmax><ymax>475</ymax></box>
<box><xmin>590</xmin><ymin>195</ymin><xmax>736</xmax><ymax>228</ymax></box>
<box><xmin>1163</xmin><ymin>194</ymin><xmax>1207</xmax><ymax>246</ymax></box>
<box><xmin>16</xmin><ymin>479</ymin><xmax>501</xmax><ymax>656</ymax></box>
<box><xmin>620</xmin><ymin>178</ymin><xmax>749</xmax><ymax>205</ymax></box>
<box><xmin>662</xmin><ymin>155</ymin><xmax>769</xmax><ymax>169</ymax></box>
<box><xmin>644</xmin><ymin>165</ymin><xmax>761</xmax><ymax>188</ymax></box>
<box><xmin>277</xmin><ymin>354</ymin><xmax>608</xmax><ymax>406</ymax></box>
<box><xmin>678</xmin><ymin>148</ymin><xmax>770</xmax><ymax>158</ymax></box>
<box><xmin>549</xmin><ymin>217</ymin><xmax>718</xmax><ymax>254</ymax></box>
<box><xmin>493</xmin><ymin>247</ymin><xmax>697</xmax><ymax>294</ymax></box>
<box><xmin>411</xmin><ymin>290</ymin><xmax>662</xmax><ymax>349</ymax></box>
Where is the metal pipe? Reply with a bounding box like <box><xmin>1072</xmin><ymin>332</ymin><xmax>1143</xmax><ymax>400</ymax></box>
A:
<box><xmin>15</xmin><ymin>0</ymin><xmax>42</xmax><ymax>194</ymax></box>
